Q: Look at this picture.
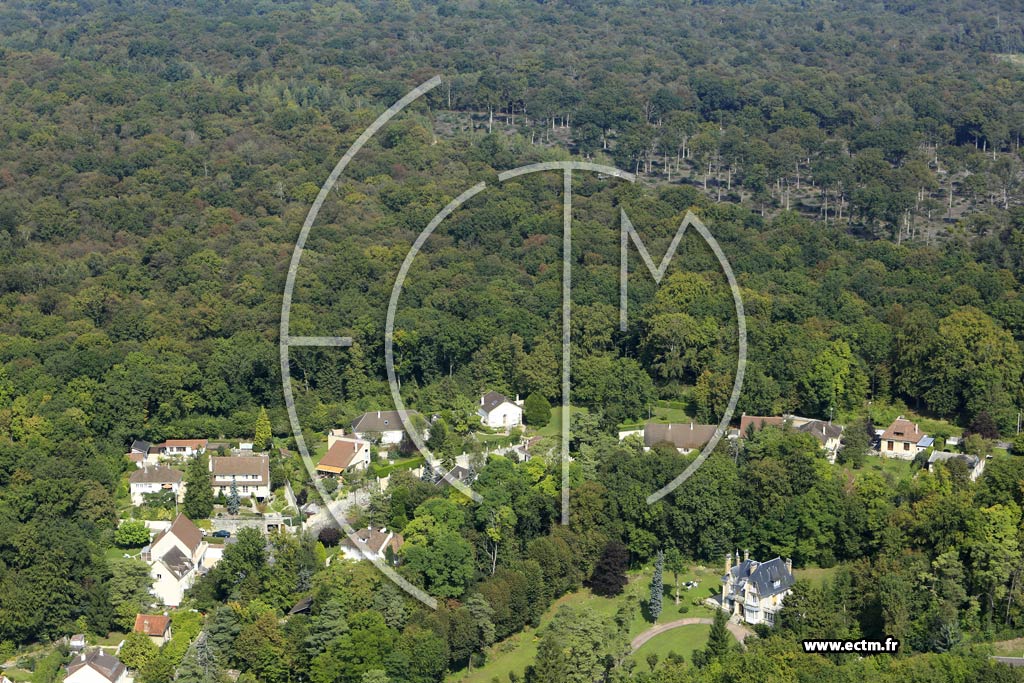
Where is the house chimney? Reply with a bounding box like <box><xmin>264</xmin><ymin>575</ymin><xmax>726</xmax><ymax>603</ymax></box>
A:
<box><xmin>785</xmin><ymin>557</ymin><xmax>792</xmax><ymax>573</ymax></box>
<box><xmin>725</xmin><ymin>551</ymin><xmax>732</xmax><ymax>573</ymax></box>
<box><xmin>481</xmin><ymin>396</ymin><xmax>485</xmax><ymax>406</ymax></box>
<box><xmin>377</xmin><ymin>411</ymin><xmax>381</xmax><ymax>418</ymax></box>
<box><xmin>735</xmin><ymin>549</ymin><xmax>740</xmax><ymax>566</ymax></box>
<box><xmin>743</xmin><ymin>548</ymin><xmax>749</xmax><ymax>562</ymax></box>
<box><xmin>689</xmin><ymin>422</ymin><xmax>694</xmax><ymax>430</ymax></box>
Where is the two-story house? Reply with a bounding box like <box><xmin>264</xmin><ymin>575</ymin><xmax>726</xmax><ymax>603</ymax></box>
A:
<box><xmin>341</xmin><ymin>526</ymin><xmax>404</xmax><ymax>564</ymax></box>
<box><xmin>142</xmin><ymin>514</ymin><xmax>207</xmax><ymax>607</ymax></box>
<box><xmin>721</xmin><ymin>551</ymin><xmax>795</xmax><ymax>626</ymax></box>
<box><xmin>153</xmin><ymin>439</ymin><xmax>208</xmax><ymax>459</ymax></box>
<box><xmin>351</xmin><ymin>410</ymin><xmax>428</xmax><ymax>447</ymax></box>
<box><xmin>128</xmin><ymin>465</ymin><xmax>184</xmax><ymax>506</ymax></box>
<box><xmin>209</xmin><ymin>454</ymin><xmax>271</xmax><ymax>501</ymax></box>
<box><xmin>928</xmin><ymin>451</ymin><xmax>987</xmax><ymax>481</ymax></box>
<box><xmin>879</xmin><ymin>416</ymin><xmax>932</xmax><ymax>459</ymax></box>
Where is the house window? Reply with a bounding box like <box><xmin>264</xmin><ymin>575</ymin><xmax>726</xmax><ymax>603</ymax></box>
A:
<box><xmin>242</xmin><ymin>486</ymin><xmax>249</xmax><ymax>493</ymax></box>
<box><xmin>766</xmin><ymin>612</ymin><xmax>774</xmax><ymax>625</ymax></box>
<box><xmin>887</xmin><ymin>441</ymin><xmax>893</xmax><ymax>450</ymax></box>
<box><xmin>156</xmin><ymin>573</ymin><xmax>162</xmax><ymax>579</ymax></box>
<box><xmin>903</xmin><ymin>442</ymin><xmax>910</xmax><ymax>451</ymax></box>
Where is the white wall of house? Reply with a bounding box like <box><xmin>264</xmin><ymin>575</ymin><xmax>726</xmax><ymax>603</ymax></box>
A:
<box><xmin>129</xmin><ymin>482</ymin><xmax>182</xmax><ymax>507</ymax></box>
<box><xmin>480</xmin><ymin>402</ymin><xmax>523</xmax><ymax>429</ymax></box>
<box><xmin>149</xmin><ymin>561</ymin><xmax>191</xmax><ymax>608</ymax></box>
<box><xmin>355</xmin><ymin>429</ymin><xmax>405</xmax><ymax>446</ymax></box>
<box><xmin>880</xmin><ymin>439</ymin><xmax>918</xmax><ymax>459</ymax></box>
<box><xmin>211</xmin><ymin>477</ymin><xmax>271</xmax><ymax>500</ymax></box>
<box><xmin>66</xmin><ymin>664</ymin><xmax>127</xmax><ymax>683</ymax></box>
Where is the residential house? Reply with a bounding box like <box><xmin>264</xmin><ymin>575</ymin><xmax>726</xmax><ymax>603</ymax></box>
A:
<box><xmin>126</xmin><ymin>440</ymin><xmax>152</xmax><ymax>467</ymax></box>
<box><xmin>738</xmin><ymin>414</ymin><xmax>843</xmax><ymax>460</ymax></box>
<box><xmin>142</xmin><ymin>514</ymin><xmax>207</xmax><ymax>607</ymax></box>
<box><xmin>153</xmin><ymin>439</ymin><xmax>208</xmax><ymax>459</ymax></box>
<box><xmin>928</xmin><ymin>451</ymin><xmax>987</xmax><ymax>481</ymax></box>
<box><xmin>720</xmin><ymin>551</ymin><xmax>795</xmax><ymax>626</ymax></box>
<box><xmin>879</xmin><ymin>416</ymin><xmax>932</xmax><ymax>459</ymax></box>
<box><xmin>341</xmin><ymin>526</ymin><xmax>404</xmax><ymax>564</ymax></box>
<box><xmin>129</xmin><ymin>465</ymin><xmax>184</xmax><ymax>506</ymax></box>
<box><xmin>66</xmin><ymin>650</ymin><xmax>128</xmax><ymax>683</ymax></box>
<box><xmin>478</xmin><ymin>391</ymin><xmax>523</xmax><ymax>430</ymax></box>
<box><xmin>69</xmin><ymin>634</ymin><xmax>87</xmax><ymax>652</ymax></box>
<box><xmin>316</xmin><ymin>438</ymin><xmax>371</xmax><ymax>477</ymax></box>
<box><xmin>209</xmin><ymin>455</ymin><xmax>271</xmax><ymax>501</ymax></box>
<box><xmin>644</xmin><ymin>422</ymin><xmax>717</xmax><ymax>454</ymax></box>
<box><xmin>133</xmin><ymin>614</ymin><xmax>171</xmax><ymax>646</ymax></box>
<box><xmin>351</xmin><ymin>410</ymin><xmax>427</xmax><ymax>447</ymax></box>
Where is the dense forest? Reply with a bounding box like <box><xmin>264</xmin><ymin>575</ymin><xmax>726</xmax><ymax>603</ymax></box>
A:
<box><xmin>5</xmin><ymin>0</ymin><xmax>1024</xmax><ymax>680</ymax></box>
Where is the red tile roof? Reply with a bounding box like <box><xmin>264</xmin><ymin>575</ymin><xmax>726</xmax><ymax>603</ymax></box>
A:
<box><xmin>317</xmin><ymin>439</ymin><xmax>368</xmax><ymax>473</ymax></box>
<box><xmin>881</xmin><ymin>416</ymin><xmax>921</xmax><ymax>442</ymax></box>
<box><xmin>133</xmin><ymin>614</ymin><xmax>171</xmax><ymax>637</ymax></box>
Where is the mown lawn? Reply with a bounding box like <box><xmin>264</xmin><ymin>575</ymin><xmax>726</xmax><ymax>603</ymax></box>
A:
<box><xmin>446</xmin><ymin>563</ymin><xmax>722</xmax><ymax>683</ymax></box>
<box><xmin>794</xmin><ymin>565</ymin><xmax>840</xmax><ymax>588</ymax></box>
<box><xmin>633</xmin><ymin>624</ymin><xmax>712</xmax><ymax>671</ymax></box>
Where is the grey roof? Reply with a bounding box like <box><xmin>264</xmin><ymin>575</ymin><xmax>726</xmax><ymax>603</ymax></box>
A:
<box><xmin>129</xmin><ymin>464</ymin><xmax>183</xmax><ymax>485</ymax></box>
<box><xmin>644</xmin><ymin>422</ymin><xmax>717</xmax><ymax>450</ymax></box>
<box><xmin>727</xmin><ymin>557</ymin><xmax>794</xmax><ymax>598</ymax></box>
<box><xmin>795</xmin><ymin>420</ymin><xmax>842</xmax><ymax>444</ymax></box>
<box><xmin>67</xmin><ymin>650</ymin><xmax>126</xmax><ymax>682</ymax></box>
<box><xmin>480</xmin><ymin>391</ymin><xmax>514</xmax><ymax>414</ymax></box>
<box><xmin>157</xmin><ymin>546</ymin><xmax>194</xmax><ymax>580</ymax></box>
<box><xmin>131</xmin><ymin>440</ymin><xmax>152</xmax><ymax>454</ymax></box>
<box><xmin>352</xmin><ymin>410</ymin><xmax>420</xmax><ymax>433</ymax></box>
<box><xmin>928</xmin><ymin>451</ymin><xmax>980</xmax><ymax>469</ymax></box>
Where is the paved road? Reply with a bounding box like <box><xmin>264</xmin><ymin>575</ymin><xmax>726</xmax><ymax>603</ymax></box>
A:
<box><xmin>630</xmin><ymin>617</ymin><xmax>752</xmax><ymax>652</ymax></box>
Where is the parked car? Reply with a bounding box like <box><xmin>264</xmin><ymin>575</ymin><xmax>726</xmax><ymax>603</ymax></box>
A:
<box><xmin>211</xmin><ymin>529</ymin><xmax>231</xmax><ymax>538</ymax></box>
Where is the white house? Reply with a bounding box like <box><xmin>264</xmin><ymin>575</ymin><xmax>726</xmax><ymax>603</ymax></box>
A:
<box><xmin>142</xmin><ymin>514</ymin><xmax>207</xmax><ymax>608</ymax></box>
<box><xmin>478</xmin><ymin>391</ymin><xmax>523</xmax><ymax>430</ymax></box>
<box><xmin>153</xmin><ymin>439</ymin><xmax>208</xmax><ymax>459</ymax></box>
<box><xmin>739</xmin><ymin>414</ymin><xmax>844</xmax><ymax>461</ymax></box>
<box><xmin>209</xmin><ymin>455</ymin><xmax>271</xmax><ymax>501</ymax></box>
<box><xmin>721</xmin><ymin>551</ymin><xmax>794</xmax><ymax>626</ymax></box>
<box><xmin>351</xmin><ymin>411</ymin><xmax>426</xmax><ymax>447</ymax></box>
<box><xmin>126</xmin><ymin>440</ymin><xmax>152</xmax><ymax>468</ymax></box>
<box><xmin>316</xmin><ymin>438</ymin><xmax>371</xmax><ymax>477</ymax></box>
<box><xmin>928</xmin><ymin>451</ymin><xmax>987</xmax><ymax>481</ymax></box>
<box><xmin>66</xmin><ymin>650</ymin><xmax>128</xmax><ymax>683</ymax></box>
<box><xmin>879</xmin><ymin>416</ymin><xmax>932</xmax><ymax>459</ymax></box>
<box><xmin>341</xmin><ymin>526</ymin><xmax>404</xmax><ymax>564</ymax></box>
<box><xmin>128</xmin><ymin>465</ymin><xmax>184</xmax><ymax>506</ymax></box>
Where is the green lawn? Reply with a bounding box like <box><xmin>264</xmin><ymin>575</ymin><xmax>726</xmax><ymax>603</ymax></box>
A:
<box><xmin>857</xmin><ymin>455</ymin><xmax>917</xmax><ymax>481</ymax></box>
<box><xmin>534</xmin><ymin>405</ymin><xmax>588</xmax><ymax>439</ymax></box>
<box><xmin>632</xmin><ymin>624</ymin><xmax>711</xmax><ymax>671</ymax></box>
<box><xmin>2</xmin><ymin>668</ymin><xmax>32</xmax><ymax>682</ymax></box>
<box><xmin>794</xmin><ymin>565</ymin><xmax>840</xmax><ymax>588</ymax></box>
<box><xmin>447</xmin><ymin>563</ymin><xmax>721</xmax><ymax>683</ymax></box>
<box><xmin>105</xmin><ymin>547</ymin><xmax>141</xmax><ymax>561</ymax></box>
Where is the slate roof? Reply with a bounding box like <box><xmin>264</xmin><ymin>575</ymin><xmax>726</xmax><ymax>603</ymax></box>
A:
<box><xmin>157</xmin><ymin>545</ymin><xmax>194</xmax><ymax>580</ymax></box>
<box><xmin>317</xmin><ymin>439</ymin><xmax>368</xmax><ymax>473</ymax></box>
<box><xmin>928</xmin><ymin>451</ymin><xmax>980</xmax><ymax>469</ymax></box>
<box><xmin>210</xmin><ymin>455</ymin><xmax>269</xmax><ymax>486</ymax></box>
<box><xmin>795</xmin><ymin>420</ymin><xmax>843</xmax><ymax>444</ymax></box>
<box><xmin>133</xmin><ymin>613</ymin><xmax>171</xmax><ymax>637</ymax></box>
<box><xmin>344</xmin><ymin>526</ymin><xmax>404</xmax><ymax>556</ymax></box>
<box><xmin>67</xmin><ymin>650</ymin><xmax>125</xmax><ymax>682</ymax></box>
<box><xmin>881</xmin><ymin>416</ymin><xmax>922</xmax><ymax>442</ymax></box>
<box><xmin>151</xmin><ymin>514</ymin><xmax>203</xmax><ymax>555</ymax></box>
<box><xmin>130</xmin><ymin>440</ymin><xmax>152</xmax><ymax>454</ymax></box>
<box><xmin>644</xmin><ymin>422</ymin><xmax>717</xmax><ymax>451</ymax></box>
<box><xmin>727</xmin><ymin>557</ymin><xmax>794</xmax><ymax>598</ymax></box>
<box><xmin>480</xmin><ymin>391</ymin><xmax>514</xmax><ymax>414</ymax></box>
<box><xmin>129</xmin><ymin>465</ymin><xmax>183</xmax><ymax>485</ymax></box>
<box><xmin>352</xmin><ymin>410</ymin><xmax>420</xmax><ymax>433</ymax></box>
<box><xmin>288</xmin><ymin>596</ymin><xmax>313</xmax><ymax>615</ymax></box>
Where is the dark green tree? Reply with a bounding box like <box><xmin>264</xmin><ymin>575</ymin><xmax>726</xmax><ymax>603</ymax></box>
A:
<box><xmin>523</xmin><ymin>393</ymin><xmax>552</xmax><ymax>428</ymax></box>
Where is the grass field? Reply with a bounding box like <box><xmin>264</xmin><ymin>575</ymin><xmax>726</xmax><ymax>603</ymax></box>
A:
<box><xmin>534</xmin><ymin>405</ymin><xmax>588</xmax><ymax>438</ymax></box>
<box><xmin>633</xmin><ymin>624</ymin><xmax>712</xmax><ymax>671</ymax></box>
<box><xmin>794</xmin><ymin>565</ymin><xmax>840</xmax><ymax>588</ymax></box>
<box><xmin>447</xmin><ymin>563</ymin><xmax>722</xmax><ymax>683</ymax></box>
<box><xmin>994</xmin><ymin>636</ymin><xmax>1024</xmax><ymax>656</ymax></box>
